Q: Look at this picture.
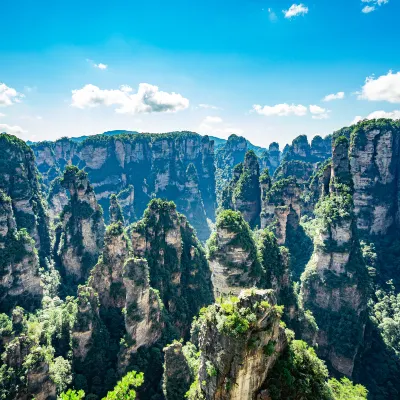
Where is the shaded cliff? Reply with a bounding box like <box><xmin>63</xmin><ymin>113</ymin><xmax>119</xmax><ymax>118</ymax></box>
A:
<box><xmin>0</xmin><ymin>190</ymin><xmax>43</xmax><ymax>313</ymax></box>
<box><xmin>207</xmin><ymin>210</ymin><xmax>262</xmax><ymax>297</ymax></box>
<box><xmin>55</xmin><ymin>166</ymin><xmax>105</xmax><ymax>285</ymax></box>
<box><xmin>0</xmin><ymin>133</ymin><xmax>51</xmax><ymax>263</ymax></box>
<box><xmin>300</xmin><ymin>136</ymin><xmax>369</xmax><ymax>377</ymax></box>
<box><xmin>130</xmin><ymin>199</ymin><xmax>214</xmax><ymax>336</ymax></box>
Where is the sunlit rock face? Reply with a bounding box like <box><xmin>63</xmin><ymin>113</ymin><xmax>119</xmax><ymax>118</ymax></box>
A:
<box><xmin>31</xmin><ymin>132</ymin><xmax>216</xmax><ymax>239</ymax></box>
<box><xmin>348</xmin><ymin>120</ymin><xmax>400</xmax><ymax>236</ymax></box>
<box><xmin>300</xmin><ymin>136</ymin><xmax>368</xmax><ymax>377</ymax></box>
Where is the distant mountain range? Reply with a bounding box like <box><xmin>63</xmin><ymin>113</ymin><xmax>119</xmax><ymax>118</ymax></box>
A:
<box><xmin>27</xmin><ymin>129</ymin><xmax>267</xmax><ymax>155</ymax></box>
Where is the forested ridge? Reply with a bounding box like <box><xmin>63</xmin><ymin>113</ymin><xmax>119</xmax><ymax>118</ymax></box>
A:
<box><xmin>1</xmin><ymin>119</ymin><xmax>400</xmax><ymax>399</ymax></box>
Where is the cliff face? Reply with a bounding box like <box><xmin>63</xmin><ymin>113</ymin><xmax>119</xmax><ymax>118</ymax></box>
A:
<box><xmin>221</xmin><ymin>151</ymin><xmax>261</xmax><ymax>228</ymax></box>
<box><xmin>259</xmin><ymin>142</ymin><xmax>281</xmax><ymax>176</ymax></box>
<box><xmin>349</xmin><ymin>119</ymin><xmax>400</xmax><ymax>236</ymax></box>
<box><xmin>177</xmin><ymin>163</ymin><xmax>210</xmax><ymax>240</ymax></box>
<box><xmin>47</xmin><ymin>177</ymin><xmax>69</xmax><ymax>224</ymax></box>
<box><xmin>300</xmin><ymin>136</ymin><xmax>368</xmax><ymax>377</ymax></box>
<box><xmin>261</xmin><ymin>177</ymin><xmax>303</xmax><ymax>244</ymax></box>
<box><xmin>119</xmin><ymin>257</ymin><xmax>164</xmax><ymax>371</ymax></box>
<box><xmin>0</xmin><ymin>134</ymin><xmax>51</xmax><ymax>263</ymax></box>
<box><xmin>130</xmin><ymin>199</ymin><xmax>213</xmax><ymax>336</ymax></box>
<box><xmin>283</xmin><ymin>134</ymin><xmax>331</xmax><ymax>164</ymax></box>
<box><xmin>0</xmin><ymin>190</ymin><xmax>43</xmax><ymax>313</ymax></box>
<box><xmin>90</xmin><ymin>222</ymin><xmax>130</xmax><ymax>309</ymax></box>
<box><xmin>56</xmin><ymin>166</ymin><xmax>105</xmax><ymax>284</ymax></box>
<box><xmin>191</xmin><ymin>289</ymin><xmax>287</xmax><ymax>400</ymax></box>
<box><xmin>207</xmin><ymin>210</ymin><xmax>262</xmax><ymax>297</ymax></box>
<box><xmin>31</xmin><ymin>132</ymin><xmax>216</xmax><ymax>240</ymax></box>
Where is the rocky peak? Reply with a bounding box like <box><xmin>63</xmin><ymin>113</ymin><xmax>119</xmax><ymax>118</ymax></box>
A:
<box><xmin>178</xmin><ymin>163</ymin><xmax>210</xmax><ymax>241</ymax></box>
<box><xmin>207</xmin><ymin>210</ymin><xmax>262</xmax><ymax>297</ymax></box>
<box><xmin>130</xmin><ymin>199</ymin><xmax>213</xmax><ymax>336</ymax></box>
<box><xmin>349</xmin><ymin>119</ymin><xmax>400</xmax><ymax>236</ymax></box>
<box><xmin>300</xmin><ymin>136</ymin><xmax>368</xmax><ymax>377</ymax></box>
<box><xmin>89</xmin><ymin>221</ymin><xmax>130</xmax><ymax>309</ymax></box>
<box><xmin>109</xmin><ymin>194</ymin><xmax>124</xmax><ymax>224</ymax></box>
<box><xmin>260</xmin><ymin>177</ymin><xmax>303</xmax><ymax>244</ymax></box>
<box><xmin>191</xmin><ymin>289</ymin><xmax>287</xmax><ymax>400</ymax></box>
<box><xmin>0</xmin><ymin>133</ymin><xmax>51</xmax><ymax>263</ymax></box>
<box><xmin>118</xmin><ymin>257</ymin><xmax>164</xmax><ymax>371</ymax></box>
<box><xmin>56</xmin><ymin>166</ymin><xmax>105</xmax><ymax>284</ymax></box>
<box><xmin>0</xmin><ymin>190</ymin><xmax>43</xmax><ymax>313</ymax></box>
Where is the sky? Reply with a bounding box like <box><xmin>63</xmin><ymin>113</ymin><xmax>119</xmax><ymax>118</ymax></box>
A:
<box><xmin>1</xmin><ymin>0</ymin><xmax>400</xmax><ymax>148</ymax></box>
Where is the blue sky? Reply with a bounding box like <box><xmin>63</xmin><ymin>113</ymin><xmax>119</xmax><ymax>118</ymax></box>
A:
<box><xmin>1</xmin><ymin>0</ymin><xmax>399</xmax><ymax>147</ymax></box>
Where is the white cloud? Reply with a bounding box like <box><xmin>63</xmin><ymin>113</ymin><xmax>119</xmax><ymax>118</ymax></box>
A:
<box><xmin>361</xmin><ymin>0</ymin><xmax>389</xmax><ymax>13</ymax></box>
<box><xmin>362</xmin><ymin>5</ymin><xmax>376</xmax><ymax>12</ymax></box>
<box><xmin>351</xmin><ymin>109</ymin><xmax>400</xmax><ymax>125</ymax></box>
<box><xmin>253</xmin><ymin>103</ymin><xmax>308</xmax><ymax>117</ymax></box>
<box><xmin>323</xmin><ymin>92</ymin><xmax>345</xmax><ymax>102</ymax></box>
<box><xmin>198</xmin><ymin>103</ymin><xmax>220</xmax><ymax>110</ymax></box>
<box><xmin>203</xmin><ymin>116</ymin><xmax>223</xmax><ymax>123</ymax></box>
<box><xmin>310</xmin><ymin>105</ymin><xmax>330</xmax><ymax>119</ymax></box>
<box><xmin>358</xmin><ymin>71</ymin><xmax>400</xmax><ymax>103</ymax></box>
<box><xmin>0</xmin><ymin>113</ymin><xmax>5</xmax><ymax>117</ymax></box>
<box><xmin>283</xmin><ymin>4</ymin><xmax>308</xmax><ymax>18</ymax></box>
<box><xmin>367</xmin><ymin>110</ymin><xmax>400</xmax><ymax>119</ymax></box>
<box><xmin>0</xmin><ymin>123</ymin><xmax>27</xmax><ymax>136</ymax></box>
<box><xmin>0</xmin><ymin>83</ymin><xmax>24</xmax><ymax>107</ymax></box>
<box><xmin>71</xmin><ymin>83</ymin><xmax>190</xmax><ymax>114</ymax></box>
<box><xmin>94</xmin><ymin>63</ymin><xmax>108</xmax><ymax>70</ymax></box>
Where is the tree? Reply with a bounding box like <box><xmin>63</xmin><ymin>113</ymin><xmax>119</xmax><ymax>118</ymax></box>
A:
<box><xmin>103</xmin><ymin>371</ymin><xmax>144</xmax><ymax>400</ymax></box>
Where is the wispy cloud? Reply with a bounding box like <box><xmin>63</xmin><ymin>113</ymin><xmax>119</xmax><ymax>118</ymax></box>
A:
<box><xmin>361</xmin><ymin>0</ymin><xmax>389</xmax><ymax>13</ymax></box>
<box><xmin>358</xmin><ymin>71</ymin><xmax>400</xmax><ymax>103</ymax></box>
<box><xmin>268</xmin><ymin>8</ymin><xmax>278</xmax><ymax>22</ymax></box>
<box><xmin>71</xmin><ymin>83</ymin><xmax>189</xmax><ymax>114</ymax></box>
<box><xmin>198</xmin><ymin>103</ymin><xmax>220</xmax><ymax>110</ymax></box>
<box><xmin>86</xmin><ymin>59</ymin><xmax>108</xmax><ymax>70</ymax></box>
<box><xmin>323</xmin><ymin>92</ymin><xmax>345</xmax><ymax>102</ymax></box>
<box><xmin>94</xmin><ymin>63</ymin><xmax>108</xmax><ymax>70</ymax></box>
<box><xmin>283</xmin><ymin>4</ymin><xmax>309</xmax><ymax>18</ymax></box>
<box><xmin>203</xmin><ymin>116</ymin><xmax>223</xmax><ymax>123</ymax></box>
<box><xmin>252</xmin><ymin>103</ymin><xmax>308</xmax><ymax>117</ymax></box>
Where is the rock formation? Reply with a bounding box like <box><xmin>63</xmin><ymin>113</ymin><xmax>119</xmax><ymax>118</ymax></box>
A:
<box><xmin>0</xmin><ymin>190</ymin><xmax>43</xmax><ymax>313</ymax></box>
<box><xmin>177</xmin><ymin>163</ymin><xmax>210</xmax><ymax>241</ymax></box>
<box><xmin>207</xmin><ymin>210</ymin><xmax>262</xmax><ymax>297</ymax></box>
<box><xmin>118</xmin><ymin>257</ymin><xmax>164</xmax><ymax>371</ymax></box>
<box><xmin>72</xmin><ymin>286</ymin><xmax>101</xmax><ymax>361</ymax></box>
<box><xmin>273</xmin><ymin>160</ymin><xmax>315</xmax><ymax>185</ymax></box>
<box><xmin>31</xmin><ymin>132</ymin><xmax>216</xmax><ymax>236</ymax></box>
<box><xmin>259</xmin><ymin>142</ymin><xmax>281</xmax><ymax>176</ymax></box>
<box><xmin>109</xmin><ymin>194</ymin><xmax>124</xmax><ymax>224</ymax></box>
<box><xmin>89</xmin><ymin>222</ymin><xmax>130</xmax><ymax>309</ymax></box>
<box><xmin>162</xmin><ymin>341</ymin><xmax>192</xmax><ymax>400</ymax></box>
<box><xmin>189</xmin><ymin>289</ymin><xmax>287</xmax><ymax>400</ymax></box>
<box><xmin>47</xmin><ymin>177</ymin><xmax>69</xmax><ymax>224</ymax></box>
<box><xmin>0</xmin><ymin>133</ymin><xmax>51</xmax><ymax>263</ymax></box>
<box><xmin>56</xmin><ymin>166</ymin><xmax>105</xmax><ymax>283</ymax></box>
<box><xmin>260</xmin><ymin>177</ymin><xmax>303</xmax><ymax>244</ymax></box>
<box><xmin>130</xmin><ymin>199</ymin><xmax>213</xmax><ymax>336</ymax></box>
<box><xmin>116</xmin><ymin>184</ymin><xmax>135</xmax><ymax>224</ymax></box>
<box><xmin>231</xmin><ymin>151</ymin><xmax>261</xmax><ymax>228</ymax></box>
<box><xmin>348</xmin><ymin>119</ymin><xmax>400</xmax><ymax>236</ymax></box>
<box><xmin>300</xmin><ymin>135</ymin><xmax>368</xmax><ymax>377</ymax></box>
